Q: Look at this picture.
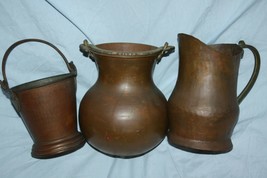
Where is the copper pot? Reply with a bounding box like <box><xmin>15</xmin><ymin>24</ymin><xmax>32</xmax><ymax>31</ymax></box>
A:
<box><xmin>167</xmin><ymin>34</ymin><xmax>260</xmax><ymax>153</ymax></box>
<box><xmin>0</xmin><ymin>39</ymin><xmax>85</xmax><ymax>159</ymax></box>
<box><xmin>79</xmin><ymin>40</ymin><xmax>174</xmax><ymax>157</ymax></box>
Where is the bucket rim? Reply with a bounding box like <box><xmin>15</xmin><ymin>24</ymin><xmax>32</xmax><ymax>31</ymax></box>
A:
<box><xmin>11</xmin><ymin>72</ymin><xmax>76</xmax><ymax>92</ymax></box>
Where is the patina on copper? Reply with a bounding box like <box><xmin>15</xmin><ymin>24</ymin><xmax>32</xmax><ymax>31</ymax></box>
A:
<box><xmin>79</xmin><ymin>40</ymin><xmax>174</xmax><ymax>158</ymax></box>
<box><xmin>0</xmin><ymin>39</ymin><xmax>85</xmax><ymax>159</ymax></box>
<box><xmin>167</xmin><ymin>34</ymin><xmax>260</xmax><ymax>153</ymax></box>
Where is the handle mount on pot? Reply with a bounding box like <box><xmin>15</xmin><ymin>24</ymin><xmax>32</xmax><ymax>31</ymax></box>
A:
<box><xmin>156</xmin><ymin>42</ymin><xmax>175</xmax><ymax>64</ymax></box>
<box><xmin>237</xmin><ymin>40</ymin><xmax>261</xmax><ymax>104</ymax></box>
<box><xmin>79</xmin><ymin>40</ymin><xmax>96</xmax><ymax>62</ymax></box>
<box><xmin>0</xmin><ymin>38</ymin><xmax>77</xmax><ymax>112</ymax></box>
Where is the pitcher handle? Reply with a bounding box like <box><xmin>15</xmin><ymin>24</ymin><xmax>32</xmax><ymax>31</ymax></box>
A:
<box><xmin>0</xmin><ymin>38</ymin><xmax>76</xmax><ymax>98</ymax></box>
<box><xmin>237</xmin><ymin>41</ymin><xmax>261</xmax><ymax>104</ymax></box>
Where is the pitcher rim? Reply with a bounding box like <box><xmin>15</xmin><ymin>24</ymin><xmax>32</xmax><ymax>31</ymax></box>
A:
<box><xmin>178</xmin><ymin>33</ymin><xmax>244</xmax><ymax>57</ymax></box>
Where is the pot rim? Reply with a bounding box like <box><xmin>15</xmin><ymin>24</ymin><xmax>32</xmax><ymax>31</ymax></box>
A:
<box><xmin>81</xmin><ymin>42</ymin><xmax>167</xmax><ymax>58</ymax></box>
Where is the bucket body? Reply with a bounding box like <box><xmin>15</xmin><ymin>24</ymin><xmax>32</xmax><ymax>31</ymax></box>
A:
<box><xmin>79</xmin><ymin>41</ymin><xmax>174</xmax><ymax>157</ymax></box>
<box><xmin>0</xmin><ymin>39</ymin><xmax>85</xmax><ymax>158</ymax></box>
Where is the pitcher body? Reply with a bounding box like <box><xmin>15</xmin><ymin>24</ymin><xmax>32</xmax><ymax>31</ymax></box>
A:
<box><xmin>168</xmin><ymin>34</ymin><xmax>260</xmax><ymax>153</ymax></box>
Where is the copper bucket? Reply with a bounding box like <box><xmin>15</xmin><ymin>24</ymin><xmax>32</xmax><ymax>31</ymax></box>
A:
<box><xmin>0</xmin><ymin>39</ymin><xmax>85</xmax><ymax>159</ymax></box>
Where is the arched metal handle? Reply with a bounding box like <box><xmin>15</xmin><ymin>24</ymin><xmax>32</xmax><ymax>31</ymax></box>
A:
<box><xmin>237</xmin><ymin>41</ymin><xmax>261</xmax><ymax>104</ymax></box>
<box><xmin>0</xmin><ymin>38</ymin><xmax>76</xmax><ymax>99</ymax></box>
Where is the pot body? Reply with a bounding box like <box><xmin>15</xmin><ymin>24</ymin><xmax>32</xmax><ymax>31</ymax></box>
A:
<box><xmin>79</xmin><ymin>42</ymin><xmax>174</xmax><ymax>157</ymax></box>
<box><xmin>168</xmin><ymin>34</ymin><xmax>244</xmax><ymax>153</ymax></box>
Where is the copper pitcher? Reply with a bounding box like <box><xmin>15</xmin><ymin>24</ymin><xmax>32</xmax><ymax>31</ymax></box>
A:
<box><xmin>0</xmin><ymin>39</ymin><xmax>85</xmax><ymax>158</ymax></box>
<box><xmin>167</xmin><ymin>34</ymin><xmax>260</xmax><ymax>153</ymax></box>
<box><xmin>79</xmin><ymin>40</ymin><xmax>174</xmax><ymax>157</ymax></box>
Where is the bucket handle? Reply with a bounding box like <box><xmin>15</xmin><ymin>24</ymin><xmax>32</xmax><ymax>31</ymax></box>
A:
<box><xmin>0</xmin><ymin>38</ymin><xmax>76</xmax><ymax>102</ymax></box>
<box><xmin>237</xmin><ymin>41</ymin><xmax>261</xmax><ymax>104</ymax></box>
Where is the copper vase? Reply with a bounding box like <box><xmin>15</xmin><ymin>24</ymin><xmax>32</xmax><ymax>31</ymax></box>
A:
<box><xmin>79</xmin><ymin>40</ymin><xmax>174</xmax><ymax>157</ymax></box>
<box><xmin>167</xmin><ymin>34</ymin><xmax>260</xmax><ymax>153</ymax></box>
<box><xmin>0</xmin><ymin>39</ymin><xmax>85</xmax><ymax>158</ymax></box>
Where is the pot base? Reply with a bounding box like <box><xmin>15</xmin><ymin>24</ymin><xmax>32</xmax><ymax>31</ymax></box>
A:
<box><xmin>86</xmin><ymin>137</ymin><xmax>164</xmax><ymax>158</ymax></box>
<box><xmin>31</xmin><ymin>133</ymin><xmax>85</xmax><ymax>159</ymax></box>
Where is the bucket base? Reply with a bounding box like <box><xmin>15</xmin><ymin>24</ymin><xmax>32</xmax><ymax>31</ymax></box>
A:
<box><xmin>168</xmin><ymin>134</ymin><xmax>233</xmax><ymax>154</ymax></box>
<box><xmin>31</xmin><ymin>133</ymin><xmax>85</xmax><ymax>159</ymax></box>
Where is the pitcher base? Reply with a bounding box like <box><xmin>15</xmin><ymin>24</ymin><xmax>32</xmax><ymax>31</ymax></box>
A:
<box><xmin>168</xmin><ymin>134</ymin><xmax>233</xmax><ymax>154</ymax></box>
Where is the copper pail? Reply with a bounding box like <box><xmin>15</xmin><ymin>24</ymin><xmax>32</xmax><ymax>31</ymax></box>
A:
<box><xmin>167</xmin><ymin>34</ymin><xmax>260</xmax><ymax>153</ymax></box>
<box><xmin>0</xmin><ymin>39</ymin><xmax>85</xmax><ymax>158</ymax></box>
<box><xmin>79</xmin><ymin>40</ymin><xmax>174</xmax><ymax>157</ymax></box>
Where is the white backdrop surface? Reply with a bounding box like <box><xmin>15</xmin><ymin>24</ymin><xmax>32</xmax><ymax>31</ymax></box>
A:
<box><xmin>0</xmin><ymin>0</ymin><xmax>267</xmax><ymax>178</ymax></box>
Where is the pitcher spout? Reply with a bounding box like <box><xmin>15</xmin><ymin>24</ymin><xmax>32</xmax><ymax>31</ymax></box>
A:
<box><xmin>178</xmin><ymin>33</ymin><xmax>244</xmax><ymax>59</ymax></box>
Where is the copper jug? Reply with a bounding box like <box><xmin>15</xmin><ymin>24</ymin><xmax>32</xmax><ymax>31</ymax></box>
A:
<box><xmin>79</xmin><ymin>40</ymin><xmax>174</xmax><ymax>157</ymax></box>
<box><xmin>167</xmin><ymin>34</ymin><xmax>260</xmax><ymax>153</ymax></box>
<box><xmin>0</xmin><ymin>39</ymin><xmax>85</xmax><ymax>158</ymax></box>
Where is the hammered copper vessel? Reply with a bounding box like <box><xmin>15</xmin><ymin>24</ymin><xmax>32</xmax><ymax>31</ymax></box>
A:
<box><xmin>0</xmin><ymin>39</ymin><xmax>85</xmax><ymax>159</ymax></box>
<box><xmin>168</xmin><ymin>34</ymin><xmax>260</xmax><ymax>153</ymax></box>
<box><xmin>79</xmin><ymin>40</ymin><xmax>174</xmax><ymax>157</ymax></box>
